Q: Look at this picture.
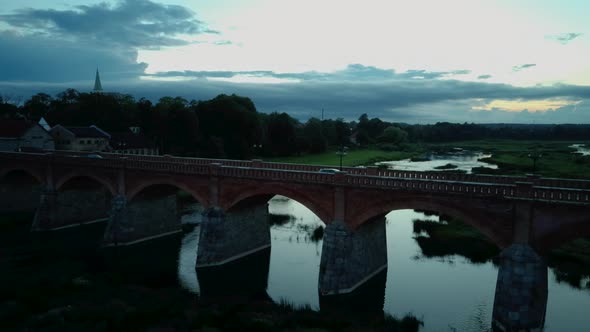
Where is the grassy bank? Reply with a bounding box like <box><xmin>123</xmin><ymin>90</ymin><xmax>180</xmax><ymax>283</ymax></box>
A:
<box><xmin>413</xmin><ymin>218</ymin><xmax>500</xmax><ymax>264</ymax></box>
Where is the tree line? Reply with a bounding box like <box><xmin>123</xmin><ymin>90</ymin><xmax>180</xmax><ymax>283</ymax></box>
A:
<box><xmin>2</xmin><ymin>89</ymin><xmax>590</xmax><ymax>158</ymax></box>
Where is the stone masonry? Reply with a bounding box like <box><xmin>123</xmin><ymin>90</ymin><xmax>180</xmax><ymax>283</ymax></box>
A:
<box><xmin>492</xmin><ymin>244</ymin><xmax>547</xmax><ymax>332</ymax></box>
<box><xmin>103</xmin><ymin>193</ymin><xmax>180</xmax><ymax>246</ymax></box>
<box><xmin>32</xmin><ymin>187</ymin><xmax>110</xmax><ymax>231</ymax></box>
<box><xmin>196</xmin><ymin>201</ymin><xmax>270</xmax><ymax>267</ymax></box>
<box><xmin>319</xmin><ymin>217</ymin><xmax>387</xmax><ymax>295</ymax></box>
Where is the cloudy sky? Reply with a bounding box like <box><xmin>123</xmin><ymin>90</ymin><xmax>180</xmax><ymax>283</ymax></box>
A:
<box><xmin>1</xmin><ymin>0</ymin><xmax>589</xmax><ymax>123</ymax></box>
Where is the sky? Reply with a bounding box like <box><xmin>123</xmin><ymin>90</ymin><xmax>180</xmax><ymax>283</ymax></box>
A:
<box><xmin>1</xmin><ymin>0</ymin><xmax>590</xmax><ymax>123</ymax></box>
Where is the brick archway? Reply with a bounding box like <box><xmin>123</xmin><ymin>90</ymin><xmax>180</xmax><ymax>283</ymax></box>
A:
<box><xmin>127</xmin><ymin>179</ymin><xmax>209</xmax><ymax>207</ymax></box>
<box><xmin>347</xmin><ymin>194</ymin><xmax>511</xmax><ymax>248</ymax></box>
<box><xmin>55</xmin><ymin>172</ymin><xmax>117</xmax><ymax>195</ymax></box>
<box><xmin>0</xmin><ymin>167</ymin><xmax>44</xmax><ymax>184</ymax></box>
<box><xmin>534</xmin><ymin>220</ymin><xmax>590</xmax><ymax>254</ymax></box>
<box><xmin>220</xmin><ymin>182</ymin><xmax>334</xmax><ymax>224</ymax></box>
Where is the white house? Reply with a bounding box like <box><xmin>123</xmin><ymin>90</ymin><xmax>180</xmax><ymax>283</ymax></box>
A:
<box><xmin>50</xmin><ymin>125</ymin><xmax>110</xmax><ymax>152</ymax></box>
<box><xmin>0</xmin><ymin>119</ymin><xmax>55</xmax><ymax>152</ymax></box>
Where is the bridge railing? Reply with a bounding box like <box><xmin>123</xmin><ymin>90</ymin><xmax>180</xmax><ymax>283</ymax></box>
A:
<box><xmin>2</xmin><ymin>151</ymin><xmax>590</xmax><ymax>203</ymax></box>
<box><xmin>41</xmin><ymin>151</ymin><xmax>590</xmax><ymax>189</ymax></box>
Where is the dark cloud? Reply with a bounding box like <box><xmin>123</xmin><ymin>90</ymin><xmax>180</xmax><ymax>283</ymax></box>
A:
<box><xmin>547</xmin><ymin>32</ymin><xmax>583</xmax><ymax>45</ymax></box>
<box><xmin>0</xmin><ymin>0</ymin><xmax>213</xmax><ymax>48</ymax></box>
<box><xmin>0</xmin><ymin>31</ymin><xmax>146</xmax><ymax>82</ymax></box>
<box><xmin>478</xmin><ymin>75</ymin><xmax>492</xmax><ymax>80</ymax></box>
<box><xmin>2</xmin><ymin>76</ymin><xmax>589</xmax><ymax>124</ymax></box>
<box><xmin>512</xmin><ymin>63</ymin><xmax>536</xmax><ymax>72</ymax></box>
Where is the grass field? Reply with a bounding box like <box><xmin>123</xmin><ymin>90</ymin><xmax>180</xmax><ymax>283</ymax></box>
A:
<box><xmin>428</xmin><ymin>140</ymin><xmax>590</xmax><ymax>179</ymax></box>
<box><xmin>268</xmin><ymin>149</ymin><xmax>418</xmax><ymax>167</ymax></box>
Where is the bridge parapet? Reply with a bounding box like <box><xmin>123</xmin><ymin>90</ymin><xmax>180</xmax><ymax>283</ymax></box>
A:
<box><xmin>2</xmin><ymin>151</ymin><xmax>590</xmax><ymax>204</ymax></box>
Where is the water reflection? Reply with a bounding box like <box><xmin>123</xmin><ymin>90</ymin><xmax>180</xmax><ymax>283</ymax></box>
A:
<box><xmin>319</xmin><ymin>268</ymin><xmax>387</xmax><ymax>314</ymax></box>
<box><xmin>377</xmin><ymin>151</ymin><xmax>497</xmax><ymax>173</ymax></box>
<box><xmin>492</xmin><ymin>245</ymin><xmax>548</xmax><ymax>332</ymax></box>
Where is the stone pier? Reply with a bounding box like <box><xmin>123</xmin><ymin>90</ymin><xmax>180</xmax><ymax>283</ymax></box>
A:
<box><xmin>318</xmin><ymin>217</ymin><xmax>387</xmax><ymax>295</ymax></box>
<box><xmin>196</xmin><ymin>201</ymin><xmax>271</xmax><ymax>267</ymax></box>
<box><xmin>32</xmin><ymin>187</ymin><xmax>110</xmax><ymax>231</ymax></box>
<box><xmin>103</xmin><ymin>193</ymin><xmax>181</xmax><ymax>246</ymax></box>
<box><xmin>492</xmin><ymin>244</ymin><xmax>547</xmax><ymax>332</ymax></box>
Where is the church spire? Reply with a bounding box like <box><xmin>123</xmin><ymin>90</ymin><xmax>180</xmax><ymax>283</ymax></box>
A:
<box><xmin>93</xmin><ymin>68</ymin><xmax>103</xmax><ymax>92</ymax></box>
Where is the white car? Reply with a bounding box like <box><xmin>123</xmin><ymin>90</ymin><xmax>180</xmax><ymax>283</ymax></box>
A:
<box><xmin>318</xmin><ymin>168</ymin><xmax>340</xmax><ymax>174</ymax></box>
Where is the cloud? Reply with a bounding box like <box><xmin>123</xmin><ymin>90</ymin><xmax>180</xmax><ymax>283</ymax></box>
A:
<box><xmin>478</xmin><ymin>75</ymin><xmax>492</xmax><ymax>80</ymax></box>
<box><xmin>0</xmin><ymin>31</ymin><xmax>147</xmax><ymax>82</ymax></box>
<box><xmin>146</xmin><ymin>64</ymin><xmax>472</xmax><ymax>82</ymax></box>
<box><xmin>472</xmin><ymin>99</ymin><xmax>581</xmax><ymax>113</ymax></box>
<box><xmin>0</xmin><ymin>0</ymin><xmax>213</xmax><ymax>49</ymax></box>
<box><xmin>4</xmin><ymin>59</ymin><xmax>590</xmax><ymax>122</ymax></box>
<box><xmin>512</xmin><ymin>63</ymin><xmax>536</xmax><ymax>72</ymax></box>
<box><xmin>546</xmin><ymin>32</ymin><xmax>583</xmax><ymax>45</ymax></box>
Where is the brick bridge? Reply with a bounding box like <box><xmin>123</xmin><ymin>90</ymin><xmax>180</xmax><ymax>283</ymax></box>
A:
<box><xmin>1</xmin><ymin>151</ymin><xmax>589</xmax><ymax>330</ymax></box>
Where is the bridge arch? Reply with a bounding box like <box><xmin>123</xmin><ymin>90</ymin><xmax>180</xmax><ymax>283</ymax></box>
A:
<box><xmin>0</xmin><ymin>167</ymin><xmax>44</xmax><ymax>184</ymax></box>
<box><xmin>534</xmin><ymin>218</ymin><xmax>590</xmax><ymax>254</ymax></box>
<box><xmin>221</xmin><ymin>183</ymin><xmax>333</xmax><ymax>225</ymax></box>
<box><xmin>55</xmin><ymin>172</ymin><xmax>116</xmax><ymax>195</ymax></box>
<box><xmin>348</xmin><ymin>196</ymin><xmax>510</xmax><ymax>248</ymax></box>
<box><xmin>127</xmin><ymin>179</ymin><xmax>208</xmax><ymax>207</ymax></box>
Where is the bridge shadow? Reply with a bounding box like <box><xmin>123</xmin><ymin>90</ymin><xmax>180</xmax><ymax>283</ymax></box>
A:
<box><xmin>196</xmin><ymin>246</ymin><xmax>271</xmax><ymax>301</ymax></box>
<box><xmin>319</xmin><ymin>267</ymin><xmax>387</xmax><ymax>315</ymax></box>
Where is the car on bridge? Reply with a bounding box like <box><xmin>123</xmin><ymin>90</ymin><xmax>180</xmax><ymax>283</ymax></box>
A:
<box><xmin>318</xmin><ymin>168</ymin><xmax>341</xmax><ymax>174</ymax></box>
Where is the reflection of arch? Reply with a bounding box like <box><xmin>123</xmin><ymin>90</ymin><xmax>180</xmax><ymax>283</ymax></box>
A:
<box><xmin>0</xmin><ymin>168</ymin><xmax>44</xmax><ymax>184</ymax></box>
<box><xmin>535</xmin><ymin>219</ymin><xmax>590</xmax><ymax>254</ymax></box>
<box><xmin>350</xmin><ymin>197</ymin><xmax>508</xmax><ymax>248</ymax></box>
<box><xmin>222</xmin><ymin>184</ymin><xmax>332</xmax><ymax>224</ymax></box>
<box><xmin>55</xmin><ymin>172</ymin><xmax>116</xmax><ymax>196</ymax></box>
<box><xmin>127</xmin><ymin>179</ymin><xmax>208</xmax><ymax>207</ymax></box>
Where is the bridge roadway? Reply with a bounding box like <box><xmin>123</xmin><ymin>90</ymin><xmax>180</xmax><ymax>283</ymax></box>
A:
<box><xmin>4</xmin><ymin>150</ymin><xmax>590</xmax><ymax>202</ymax></box>
<box><xmin>1</xmin><ymin>150</ymin><xmax>590</xmax><ymax>329</ymax></box>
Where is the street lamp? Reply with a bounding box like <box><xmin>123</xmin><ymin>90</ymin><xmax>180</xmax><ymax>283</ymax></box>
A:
<box><xmin>336</xmin><ymin>145</ymin><xmax>348</xmax><ymax>171</ymax></box>
<box><xmin>253</xmin><ymin>144</ymin><xmax>262</xmax><ymax>157</ymax></box>
<box><xmin>528</xmin><ymin>151</ymin><xmax>542</xmax><ymax>174</ymax></box>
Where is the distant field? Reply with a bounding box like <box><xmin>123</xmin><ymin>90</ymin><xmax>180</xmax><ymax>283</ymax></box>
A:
<box><xmin>429</xmin><ymin>140</ymin><xmax>590</xmax><ymax>179</ymax></box>
<box><xmin>269</xmin><ymin>140</ymin><xmax>590</xmax><ymax>179</ymax></box>
<box><xmin>268</xmin><ymin>149</ymin><xmax>417</xmax><ymax>167</ymax></box>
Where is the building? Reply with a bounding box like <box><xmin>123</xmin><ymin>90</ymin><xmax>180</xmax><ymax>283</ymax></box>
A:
<box><xmin>0</xmin><ymin>119</ymin><xmax>54</xmax><ymax>152</ymax></box>
<box><xmin>109</xmin><ymin>128</ymin><xmax>159</xmax><ymax>155</ymax></box>
<box><xmin>50</xmin><ymin>125</ymin><xmax>110</xmax><ymax>152</ymax></box>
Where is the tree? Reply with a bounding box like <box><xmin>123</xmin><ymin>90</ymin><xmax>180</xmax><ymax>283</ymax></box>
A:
<box><xmin>265</xmin><ymin>112</ymin><xmax>298</xmax><ymax>157</ymax></box>
<box><xmin>303</xmin><ymin>118</ymin><xmax>327</xmax><ymax>153</ymax></box>
<box><xmin>23</xmin><ymin>93</ymin><xmax>52</xmax><ymax>120</ymax></box>
<box><xmin>378</xmin><ymin>126</ymin><xmax>408</xmax><ymax>144</ymax></box>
